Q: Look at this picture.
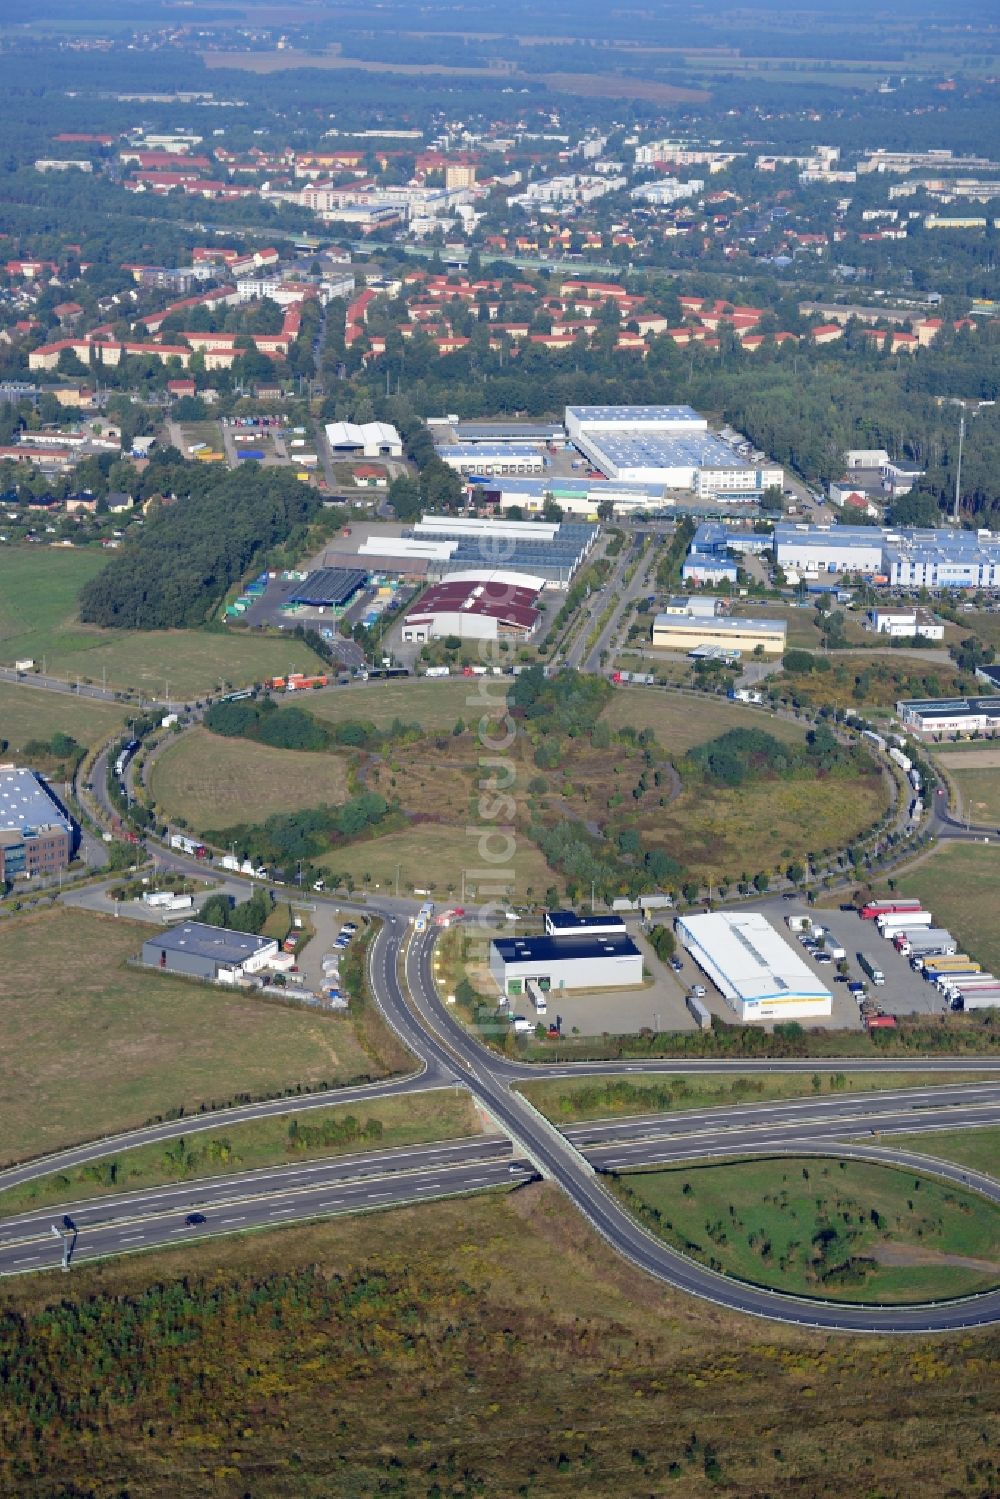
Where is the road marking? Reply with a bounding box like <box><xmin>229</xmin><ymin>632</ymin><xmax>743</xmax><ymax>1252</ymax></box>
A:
<box><xmin>13</xmin><ymin>1255</ymin><xmax>40</xmax><ymax>1264</ymax></box>
<box><xmin>220</xmin><ymin>1216</ymin><xmax>244</xmax><ymax>1225</ymax></box>
<box><xmin>120</xmin><ymin>1233</ymin><xmax>145</xmax><ymax>1243</ymax></box>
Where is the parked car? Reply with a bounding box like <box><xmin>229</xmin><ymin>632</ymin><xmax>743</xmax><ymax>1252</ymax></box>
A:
<box><xmin>690</xmin><ymin>984</ymin><xmax>707</xmax><ymax>998</ymax></box>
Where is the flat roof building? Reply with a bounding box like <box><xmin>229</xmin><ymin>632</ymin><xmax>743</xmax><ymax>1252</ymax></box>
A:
<box><xmin>436</xmin><ymin>444</ymin><xmax>545</xmax><ymax>476</ymax></box>
<box><xmin>774</xmin><ymin>523</ymin><xmax>1000</xmax><ymax>589</ymax></box>
<box><xmin>0</xmin><ymin>765</ymin><xmax>75</xmax><ymax>881</ymax></box>
<box><xmin>676</xmin><ymin>911</ymin><xmax>832</xmax><ymax>1022</ymax></box>
<box><xmin>288</xmin><ymin>567</ymin><xmax>368</xmax><ymax>610</ymax></box>
<box><xmin>897</xmin><ymin>696</ymin><xmax>1000</xmax><ymax>737</ymax></box>
<box><xmin>652</xmin><ymin>612</ymin><xmax>786</xmax><ymax>656</ymax></box>
<box><xmin>490</xmin><ymin>910</ymin><xmax>642</xmax><ymax>998</ymax></box>
<box><xmin>141</xmin><ymin>921</ymin><xmax>280</xmax><ymax>984</ymax></box>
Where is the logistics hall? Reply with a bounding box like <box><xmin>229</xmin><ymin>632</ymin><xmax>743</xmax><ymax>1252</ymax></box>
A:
<box><xmin>676</xmin><ymin>911</ymin><xmax>833</xmax><ymax>1021</ymax></box>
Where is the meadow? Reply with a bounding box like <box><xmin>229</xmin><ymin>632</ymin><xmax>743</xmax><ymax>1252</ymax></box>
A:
<box><xmin>150</xmin><ymin>726</ymin><xmax>351</xmax><ymax>829</ymax></box>
<box><xmin>894</xmin><ymin>843</ymin><xmax>1000</xmax><ymax>978</ymax></box>
<box><xmin>308</xmin><ymin>677</ymin><xmax>475</xmax><ymax>731</ymax></box>
<box><xmin>0</xmin><ymin>680</ymin><xmax>125</xmax><ymax>753</ymax></box>
<box><xmin>600</xmin><ymin>687</ymin><xmax>807</xmax><ymax>755</ymax></box>
<box><xmin>619</xmin><ymin>1156</ymin><xmax>1000</xmax><ymax>1302</ymax></box>
<box><xmin>0</xmin><ymin>543</ymin><xmax>325</xmax><ymax>695</ymax></box>
<box><xmin>0</xmin><ymin>1185</ymin><xmax>995</xmax><ymax>1497</ymax></box>
<box><xmin>0</xmin><ymin>908</ymin><xmax>391</xmax><ymax>1164</ymax></box>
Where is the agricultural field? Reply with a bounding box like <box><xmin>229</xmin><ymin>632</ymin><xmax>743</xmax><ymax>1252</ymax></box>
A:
<box><xmin>518</xmin><ymin>1071</ymin><xmax>996</xmax><ymax>1126</ymax></box>
<box><xmin>893</xmin><ymin>843</ymin><xmax>1000</xmax><ymax>978</ymax></box>
<box><xmin>600</xmin><ymin>688</ymin><xmax>806</xmax><ymax>755</ymax></box>
<box><xmin>0</xmin><ymin>546</ymin><xmax>326</xmax><ymax>694</ymax></box>
<box><xmin>0</xmin><ymin>908</ymin><xmax>386</xmax><ymax>1165</ymax></box>
<box><xmin>1</xmin><ymin>1186</ymin><xmax>997</xmax><ymax>1498</ymax></box>
<box><xmin>618</xmin><ymin>1157</ymin><xmax>1000</xmax><ymax>1302</ymax></box>
<box><xmin>150</xmin><ymin>727</ymin><xmax>350</xmax><ymax>829</ymax></box>
<box><xmin>0</xmin><ymin>1088</ymin><xmax>481</xmax><ymax>1220</ymax></box>
<box><xmin>0</xmin><ymin>681</ymin><xmax>125</xmax><ymax>754</ymax></box>
<box><xmin>308</xmin><ymin>678</ymin><xmax>476</xmax><ymax>732</ymax></box>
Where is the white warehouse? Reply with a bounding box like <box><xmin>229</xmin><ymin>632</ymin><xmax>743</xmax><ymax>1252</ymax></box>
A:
<box><xmin>489</xmin><ymin>912</ymin><xmax>643</xmax><ymax>998</ymax></box>
<box><xmin>676</xmin><ymin>911</ymin><xmax>833</xmax><ymax>1022</ymax></box>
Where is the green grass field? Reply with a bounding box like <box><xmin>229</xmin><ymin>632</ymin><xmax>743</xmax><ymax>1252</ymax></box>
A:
<box><xmin>950</xmin><ymin>768</ymin><xmax>1000</xmax><ymax>824</ymax></box>
<box><xmin>0</xmin><ymin>1088</ymin><xmax>480</xmax><ymax>1220</ymax></box>
<box><xmin>518</xmin><ymin>1072</ymin><xmax>996</xmax><ymax>1124</ymax></box>
<box><xmin>619</xmin><ymin>1157</ymin><xmax>1000</xmax><ymax>1302</ymax></box>
<box><xmin>0</xmin><ymin>908</ymin><xmax>390</xmax><ymax>1165</ymax></box>
<box><xmin>0</xmin><ymin>543</ymin><xmax>326</xmax><ymax>695</ymax></box>
<box><xmin>894</xmin><ymin>843</ymin><xmax>1000</xmax><ymax>978</ymax></box>
<box><xmin>730</xmin><ymin>601</ymin><xmax>822</xmax><ymax>649</ymax></box>
<box><xmin>600</xmin><ymin>688</ymin><xmax>807</xmax><ymax>756</ymax></box>
<box><xmin>877</xmin><ymin>1126</ymin><xmax>1000</xmax><ymax>1178</ymax></box>
<box><xmin>150</xmin><ymin>727</ymin><xmax>350</xmax><ymax>830</ymax></box>
<box><xmin>0</xmin><ymin>680</ymin><xmax>126</xmax><ymax>753</ymax></box>
<box><xmin>319</xmin><ymin>821</ymin><xmax>556</xmax><ymax>901</ymax></box>
<box><xmin>308</xmin><ymin>679</ymin><xmax>481</xmax><ymax>731</ymax></box>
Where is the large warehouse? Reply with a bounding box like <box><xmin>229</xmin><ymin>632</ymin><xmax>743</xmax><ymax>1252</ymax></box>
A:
<box><xmin>141</xmin><ymin>922</ymin><xmax>279</xmax><ymax>984</ymax></box>
<box><xmin>436</xmin><ymin>444</ymin><xmax>545</xmax><ymax>477</ymax></box>
<box><xmin>401</xmin><ymin>569</ymin><xmax>543</xmax><ymax>643</ymax></box>
<box><xmin>490</xmin><ymin>912</ymin><xmax>643</xmax><ymax>998</ymax></box>
<box><xmin>676</xmin><ymin>911</ymin><xmax>833</xmax><ymax>1021</ymax></box>
<box><xmin>0</xmin><ymin>765</ymin><xmax>75</xmax><ymax>881</ymax></box>
<box><xmin>652</xmin><ymin>610</ymin><xmax>786</xmax><ymax>656</ymax></box>
<box><xmin>565</xmin><ymin>404</ymin><xmax>783</xmax><ymax>494</ymax></box>
<box><xmin>774</xmin><ymin>524</ymin><xmax>1000</xmax><ymax>588</ymax></box>
<box><xmin>355</xmin><ymin>515</ymin><xmax>598</xmax><ymax>585</ymax></box>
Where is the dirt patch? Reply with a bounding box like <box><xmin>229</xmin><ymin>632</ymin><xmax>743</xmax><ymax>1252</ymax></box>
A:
<box><xmin>936</xmin><ymin>750</ymin><xmax>1000</xmax><ymax>768</ymax></box>
<box><xmin>870</xmin><ymin>1242</ymin><xmax>1000</xmax><ymax>1274</ymax></box>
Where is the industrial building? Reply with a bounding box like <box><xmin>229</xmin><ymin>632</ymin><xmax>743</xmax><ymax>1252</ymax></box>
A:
<box><xmin>676</xmin><ymin>911</ymin><xmax>833</xmax><ymax>1022</ymax></box>
<box><xmin>652</xmin><ymin>609</ymin><xmax>786</xmax><ymax>656</ymax></box>
<box><xmin>564</xmin><ymin>404</ymin><xmax>782</xmax><ymax>495</ymax></box>
<box><xmin>489</xmin><ymin>911</ymin><xmax>643</xmax><ymax>998</ymax></box>
<box><xmin>288</xmin><ymin>567</ymin><xmax>368</xmax><ymax>612</ymax></box>
<box><xmin>401</xmin><ymin>570</ymin><xmax>543</xmax><ymax>643</ymax></box>
<box><xmin>680</xmin><ymin>521</ymin><xmax>772</xmax><ymax>585</ymax></box>
<box><xmin>436</xmin><ymin>444</ymin><xmax>545</xmax><ymax>477</ymax></box>
<box><xmin>141</xmin><ymin>921</ymin><xmax>280</xmax><ymax>983</ymax></box>
<box><xmin>868</xmin><ymin>608</ymin><xmax>944</xmax><ymax>641</ymax></box>
<box><xmin>355</xmin><ymin>515</ymin><xmax>597</xmax><ymax>586</ymax></box>
<box><xmin>324</xmin><ymin>420</ymin><xmax>403</xmax><ymax>459</ymax></box>
<box><xmin>774</xmin><ymin>523</ymin><xmax>1000</xmax><ymax>589</ymax></box>
<box><xmin>897</xmin><ymin>696</ymin><xmax>1000</xmax><ymax>737</ymax></box>
<box><xmin>0</xmin><ymin>765</ymin><xmax>75</xmax><ymax>881</ymax></box>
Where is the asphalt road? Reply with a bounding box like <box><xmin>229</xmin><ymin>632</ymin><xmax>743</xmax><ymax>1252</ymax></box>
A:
<box><xmin>1</xmin><ymin>1150</ymin><xmax>536</xmax><ymax>1278</ymax></box>
<box><xmin>6</xmin><ymin>679</ymin><xmax>1000</xmax><ymax>1327</ymax></box>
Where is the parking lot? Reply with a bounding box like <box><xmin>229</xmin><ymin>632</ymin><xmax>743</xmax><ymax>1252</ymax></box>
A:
<box><xmin>778</xmin><ymin>898</ymin><xmax>948</xmax><ymax>1018</ymax></box>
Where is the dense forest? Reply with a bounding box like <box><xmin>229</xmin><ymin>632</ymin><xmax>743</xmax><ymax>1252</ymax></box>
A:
<box><xmin>78</xmin><ymin>467</ymin><xmax>320</xmax><ymax>629</ymax></box>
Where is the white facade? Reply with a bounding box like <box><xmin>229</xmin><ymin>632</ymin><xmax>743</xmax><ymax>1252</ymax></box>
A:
<box><xmin>676</xmin><ymin>912</ymin><xmax>832</xmax><ymax>1022</ymax></box>
<box><xmin>869</xmin><ymin>609</ymin><xmax>944</xmax><ymax>641</ymax></box>
<box><xmin>324</xmin><ymin>420</ymin><xmax>403</xmax><ymax>458</ymax></box>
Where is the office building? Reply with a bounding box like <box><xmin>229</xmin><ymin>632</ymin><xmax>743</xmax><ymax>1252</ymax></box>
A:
<box><xmin>0</xmin><ymin>766</ymin><xmax>75</xmax><ymax>881</ymax></box>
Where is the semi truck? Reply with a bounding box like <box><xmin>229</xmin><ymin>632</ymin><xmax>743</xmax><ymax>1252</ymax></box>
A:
<box><xmin>876</xmin><ymin>910</ymin><xmax>933</xmax><ymax>936</ymax></box>
<box><xmin>857</xmin><ymin>951</ymin><xmax>885</xmax><ymax>986</ymax></box>
<box><xmin>860</xmin><ymin>897</ymin><xmax>922</xmax><ymax>921</ymax></box>
<box><xmin>894</xmin><ymin>928</ymin><xmax>955</xmax><ymax>958</ymax></box>
<box><xmin>923</xmin><ymin>955</ymin><xmax>980</xmax><ymax>979</ymax></box>
<box><xmin>686</xmin><ymin>992</ymin><xmax>712</xmax><ymax>1030</ymax></box>
<box><xmin>169</xmin><ymin>833</ymin><xmax>206</xmax><ymax>858</ymax></box>
<box><xmin>950</xmin><ymin>988</ymin><xmax>1000</xmax><ymax>1012</ymax></box>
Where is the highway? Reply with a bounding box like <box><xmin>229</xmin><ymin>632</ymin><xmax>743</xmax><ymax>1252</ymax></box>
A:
<box><xmin>4</xmin><ymin>680</ymin><xmax>1000</xmax><ymax>1328</ymax></box>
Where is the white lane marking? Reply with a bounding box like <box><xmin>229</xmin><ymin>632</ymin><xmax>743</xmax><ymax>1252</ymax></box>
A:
<box><xmin>220</xmin><ymin>1217</ymin><xmax>244</xmax><ymax>1225</ymax></box>
<box><xmin>13</xmin><ymin>1255</ymin><xmax>40</xmax><ymax>1264</ymax></box>
<box><xmin>120</xmin><ymin>1233</ymin><xmax>145</xmax><ymax>1243</ymax></box>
